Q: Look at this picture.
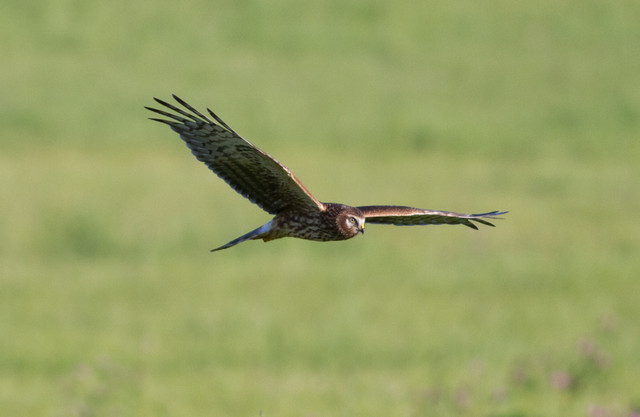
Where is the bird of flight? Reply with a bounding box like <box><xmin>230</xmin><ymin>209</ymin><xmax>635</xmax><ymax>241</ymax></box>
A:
<box><xmin>146</xmin><ymin>95</ymin><xmax>506</xmax><ymax>252</ymax></box>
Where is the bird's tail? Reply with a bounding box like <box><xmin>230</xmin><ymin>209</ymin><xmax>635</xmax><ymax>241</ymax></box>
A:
<box><xmin>210</xmin><ymin>220</ymin><xmax>274</xmax><ymax>252</ymax></box>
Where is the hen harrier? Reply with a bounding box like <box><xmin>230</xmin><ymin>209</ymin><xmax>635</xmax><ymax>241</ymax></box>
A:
<box><xmin>146</xmin><ymin>95</ymin><xmax>506</xmax><ymax>252</ymax></box>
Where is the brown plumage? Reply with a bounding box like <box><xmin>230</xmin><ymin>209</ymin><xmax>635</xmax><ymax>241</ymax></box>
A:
<box><xmin>146</xmin><ymin>95</ymin><xmax>506</xmax><ymax>252</ymax></box>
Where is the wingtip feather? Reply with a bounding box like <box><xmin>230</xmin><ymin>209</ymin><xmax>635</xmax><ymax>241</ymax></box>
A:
<box><xmin>472</xmin><ymin>218</ymin><xmax>496</xmax><ymax>227</ymax></box>
<box><xmin>464</xmin><ymin>221</ymin><xmax>479</xmax><ymax>230</ymax></box>
<box><xmin>152</xmin><ymin>97</ymin><xmax>173</xmax><ymax>108</ymax></box>
<box><xmin>207</xmin><ymin>108</ymin><xmax>237</xmax><ymax>134</ymax></box>
<box><xmin>171</xmin><ymin>94</ymin><xmax>189</xmax><ymax>108</ymax></box>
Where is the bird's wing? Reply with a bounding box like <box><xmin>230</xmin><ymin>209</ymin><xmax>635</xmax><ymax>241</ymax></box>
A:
<box><xmin>357</xmin><ymin>206</ymin><xmax>507</xmax><ymax>230</ymax></box>
<box><xmin>146</xmin><ymin>95</ymin><xmax>324</xmax><ymax>215</ymax></box>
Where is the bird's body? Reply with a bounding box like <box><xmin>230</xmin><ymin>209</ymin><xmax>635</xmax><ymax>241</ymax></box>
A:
<box><xmin>146</xmin><ymin>95</ymin><xmax>506</xmax><ymax>252</ymax></box>
<box><xmin>265</xmin><ymin>203</ymin><xmax>364</xmax><ymax>242</ymax></box>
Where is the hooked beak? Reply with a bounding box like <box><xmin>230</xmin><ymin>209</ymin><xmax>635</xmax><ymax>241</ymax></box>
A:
<box><xmin>359</xmin><ymin>222</ymin><xmax>365</xmax><ymax>235</ymax></box>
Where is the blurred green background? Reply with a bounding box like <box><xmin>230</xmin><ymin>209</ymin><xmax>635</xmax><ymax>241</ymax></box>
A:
<box><xmin>2</xmin><ymin>0</ymin><xmax>639</xmax><ymax>415</ymax></box>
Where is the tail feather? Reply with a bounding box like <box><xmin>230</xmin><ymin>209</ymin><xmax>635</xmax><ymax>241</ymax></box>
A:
<box><xmin>210</xmin><ymin>220</ymin><xmax>273</xmax><ymax>252</ymax></box>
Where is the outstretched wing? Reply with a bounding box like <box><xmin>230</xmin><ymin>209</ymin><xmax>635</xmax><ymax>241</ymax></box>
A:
<box><xmin>146</xmin><ymin>95</ymin><xmax>324</xmax><ymax>215</ymax></box>
<box><xmin>358</xmin><ymin>206</ymin><xmax>507</xmax><ymax>230</ymax></box>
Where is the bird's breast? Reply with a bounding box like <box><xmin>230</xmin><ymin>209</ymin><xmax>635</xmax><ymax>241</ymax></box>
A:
<box><xmin>271</xmin><ymin>210</ymin><xmax>345</xmax><ymax>242</ymax></box>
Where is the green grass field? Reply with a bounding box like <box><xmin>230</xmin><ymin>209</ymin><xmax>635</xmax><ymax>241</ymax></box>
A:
<box><xmin>2</xmin><ymin>0</ymin><xmax>639</xmax><ymax>415</ymax></box>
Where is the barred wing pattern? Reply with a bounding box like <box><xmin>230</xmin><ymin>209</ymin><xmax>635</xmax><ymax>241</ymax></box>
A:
<box><xmin>357</xmin><ymin>206</ymin><xmax>507</xmax><ymax>230</ymax></box>
<box><xmin>146</xmin><ymin>95</ymin><xmax>324</xmax><ymax>215</ymax></box>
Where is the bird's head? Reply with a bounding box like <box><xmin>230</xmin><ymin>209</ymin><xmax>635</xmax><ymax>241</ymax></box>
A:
<box><xmin>336</xmin><ymin>206</ymin><xmax>365</xmax><ymax>239</ymax></box>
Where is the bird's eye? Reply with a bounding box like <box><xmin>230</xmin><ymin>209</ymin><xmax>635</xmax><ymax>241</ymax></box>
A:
<box><xmin>349</xmin><ymin>217</ymin><xmax>357</xmax><ymax>225</ymax></box>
